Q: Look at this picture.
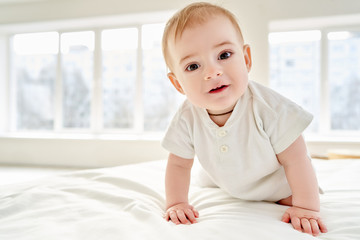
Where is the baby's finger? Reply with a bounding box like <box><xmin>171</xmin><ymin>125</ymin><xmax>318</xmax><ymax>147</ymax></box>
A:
<box><xmin>291</xmin><ymin>217</ymin><xmax>302</xmax><ymax>232</ymax></box>
<box><xmin>169</xmin><ymin>210</ymin><xmax>181</xmax><ymax>225</ymax></box>
<box><xmin>164</xmin><ymin>211</ymin><xmax>170</xmax><ymax>221</ymax></box>
<box><xmin>184</xmin><ymin>209</ymin><xmax>197</xmax><ymax>223</ymax></box>
<box><xmin>317</xmin><ymin>218</ymin><xmax>328</xmax><ymax>233</ymax></box>
<box><xmin>301</xmin><ymin>218</ymin><xmax>312</xmax><ymax>235</ymax></box>
<box><xmin>309</xmin><ymin>219</ymin><xmax>320</xmax><ymax>236</ymax></box>
<box><xmin>192</xmin><ymin>208</ymin><xmax>200</xmax><ymax>218</ymax></box>
<box><xmin>281</xmin><ymin>212</ymin><xmax>290</xmax><ymax>223</ymax></box>
<box><xmin>177</xmin><ymin>210</ymin><xmax>190</xmax><ymax>224</ymax></box>
<box><xmin>188</xmin><ymin>205</ymin><xmax>199</xmax><ymax>218</ymax></box>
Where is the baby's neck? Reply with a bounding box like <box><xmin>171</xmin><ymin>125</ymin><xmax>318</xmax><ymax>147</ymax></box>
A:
<box><xmin>207</xmin><ymin>103</ymin><xmax>236</xmax><ymax>127</ymax></box>
<box><xmin>209</xmin><ymin>113</ymin><xmax>232</xmax><ymax>127</ymax></box>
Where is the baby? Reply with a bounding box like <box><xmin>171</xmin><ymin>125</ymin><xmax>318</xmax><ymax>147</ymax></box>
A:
<box><xmin>161</xmin><ymin>2</ymin><xmax>327</xmax><ymax>236</ymax></box>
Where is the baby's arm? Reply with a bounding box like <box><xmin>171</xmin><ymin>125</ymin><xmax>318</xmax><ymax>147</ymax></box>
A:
<box><xmin>164</xmin><ymin>153</ymin><xmax>199</xmax><ymax>224</ymax></box>
<box><xmin>277</xmin><ymin>135</ymin><xmax>327</xmax><ymax>236</ymax></box>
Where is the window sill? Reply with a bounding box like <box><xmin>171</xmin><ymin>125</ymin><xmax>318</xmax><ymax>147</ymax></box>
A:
<box><xmin>306</xmin><ymin>134</ymin><xmax>360</xmax><ymax>144</ymax></box>
<box><xmin>0</xmin><ymin>131</ymin><xmax>164</xmax><ymax>141</ymax></box>
<box><xmin>305</xmin><ymin>134</ymin><xmax>360</xmax><ymax>159</ymax></box>
<box><xmin>2</xmin><ymin>132</ymin><xmax>359</xmax><ymax>143</ymax></box>
<box><xmin>0</xmin><ymin>133</ymin><xmax>167</xmax><ymax>168</ymax></box>
<box><xmin>0</xmin><ymin>132</ymin><xmax>359</xmax><ymax>167</ymax></box>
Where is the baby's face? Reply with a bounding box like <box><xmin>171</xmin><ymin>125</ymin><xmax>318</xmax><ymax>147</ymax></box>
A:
<box><xmin>167</xmin><ymin>15</ymin><xmax>251</xmax><ymax>115</ymax></box>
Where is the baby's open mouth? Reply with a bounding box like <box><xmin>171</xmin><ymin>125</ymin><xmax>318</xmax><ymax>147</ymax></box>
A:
<box><xmin>209</xmin><ymin>85</ymin><xmax>228</xmax><ymax>93</ymax></box>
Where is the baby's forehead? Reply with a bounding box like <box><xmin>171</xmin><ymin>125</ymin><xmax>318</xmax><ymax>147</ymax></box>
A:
<box><xmin>173</xmin><ymin>16</ymin><xmax>216</xmax><ymax>38</ymax></box>
<box><xmin>172</xmin><ymin>15</ymin><xmax>243</xmax><ymax>45</ymax></box>
<box><xmin>175</xmin><ymin>13</ymin><xmax>225</xmax><ymax>38</ymax></box>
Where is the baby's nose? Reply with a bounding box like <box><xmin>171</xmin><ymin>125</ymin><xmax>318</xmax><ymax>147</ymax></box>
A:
<box><xmin>204</xmin><ymin>67</ymin><xmax>223</xmax><ymax>81</ymax></box>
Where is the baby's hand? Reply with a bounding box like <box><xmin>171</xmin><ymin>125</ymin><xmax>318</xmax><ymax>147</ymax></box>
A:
<box><xmin>164</xmin><ymin>202</ymin><xmax>199</xmax><ymax>225</ymax></box>
<box><xmin>281</xmin><ymin>206</ymin><xmax>328</xmax><ymax>236</ymax></box>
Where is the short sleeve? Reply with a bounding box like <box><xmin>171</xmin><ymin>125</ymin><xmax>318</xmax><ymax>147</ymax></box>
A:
<box><xmin>161</xmin><ymin>106</ymin><xmax>195</xmax><ymax>159</ymax></box>
<box><xmin>267</xmin><ymin>102</ymin><xmax>312</xmax><ymax>154</ymax></box>
<box><xmin>253</xmin><ymin>85</ymin><xmax>313</xmax><ymax>154</ymax></box>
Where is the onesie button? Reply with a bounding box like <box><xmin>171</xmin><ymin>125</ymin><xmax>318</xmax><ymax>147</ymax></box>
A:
<box><xmin>220</xmin><ymin>145</ymin><xmax>229</xmax><ymax>153</ymax></box>
<box><xmin>217</xmin><ymin>130</ymin><xmax>227</xmax><ymax>138</ymax></box>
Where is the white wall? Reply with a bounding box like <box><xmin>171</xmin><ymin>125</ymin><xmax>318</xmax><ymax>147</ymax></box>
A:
<box><xmin>0</xmin><ymin>0</ymin><xmax>359</xmax><ymax>167</ymax></box>
<box><xmin>0</xmin><ymin>137</ymin><xmax>168</xmax><ymax>167</ymax></box>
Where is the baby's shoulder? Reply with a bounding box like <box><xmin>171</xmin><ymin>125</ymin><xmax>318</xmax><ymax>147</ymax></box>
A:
<box><xmin>248</xmin><ymin>81</ymin><xmax>296</xmax><ymax>113</ymax></box>
<box><xmin>170</xmin><ymin>99</ymin><xmax>198</xmax><ymax>126</ymax></box>
<box><xmin>249</xmin><ymin>81</ymin><xmax>288</xmax><ymax>104</ymax></box>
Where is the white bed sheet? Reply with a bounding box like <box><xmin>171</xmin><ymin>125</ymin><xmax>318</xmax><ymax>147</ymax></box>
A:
<box><xmin>0</xmin><ymin>159</ymin><xmax>359</xmax><ymax>240</ymax></box>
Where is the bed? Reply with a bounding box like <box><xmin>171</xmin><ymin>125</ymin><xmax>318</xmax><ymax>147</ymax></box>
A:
<box><xmin>0</xmin><ymin>158</ymin><xmax>359</xmax><ymax>240</ymax></box>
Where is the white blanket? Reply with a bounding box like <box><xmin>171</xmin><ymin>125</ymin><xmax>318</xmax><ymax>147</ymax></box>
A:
<box><xmin>0</xmin><ymin>159</ymin><xmax>359</xmax><ymax>240</ymax></box>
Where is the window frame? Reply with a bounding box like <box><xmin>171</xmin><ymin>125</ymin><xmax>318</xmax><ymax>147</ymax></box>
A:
<box><xmin>1</xmin><ymin>13</ymin><xmax>360</xmax><ymax>141</ymax></box>
<box><xmin>269</xmin><ymin>19</ymin><xmax>360</xmax><ymax>140</ymax></box>
<box><xmin>1</xmin><ymin>11</ymin><xmax>174</xmax><ymax>137</ymax></box>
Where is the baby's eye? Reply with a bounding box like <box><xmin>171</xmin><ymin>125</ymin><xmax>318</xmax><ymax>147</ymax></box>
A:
<box><xmin>186</xmin><ymin>63</ymin><xmax>200</xmax><ymax>72</ymax></box>
<box><xmin>219</xmin><ymin>51</ymin><xmax>232</xmax><ymax>60</ymax></box>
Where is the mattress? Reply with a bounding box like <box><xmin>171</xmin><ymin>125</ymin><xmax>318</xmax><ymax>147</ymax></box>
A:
<box><xmin>0</xmin><ymin>158</ymin><xmax>359</xmax><ymax>240</ymax></box>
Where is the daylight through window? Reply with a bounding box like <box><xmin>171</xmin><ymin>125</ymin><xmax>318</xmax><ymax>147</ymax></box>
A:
<box><xmin>269</xmin><ymin>29</ymin><xmax>360</xmax><ymax>135</ymax></box>
<box><xmin>9</xmin><ymin>23</ymin><xmax>184</xmax><ymax>134</ymax></box>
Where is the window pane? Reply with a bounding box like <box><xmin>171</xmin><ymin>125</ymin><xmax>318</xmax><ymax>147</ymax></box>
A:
<box><xmin>61</xmin><ymin>31</ymin><xmax>94</xmax><ymax>128</ymax></box>
<box><xmin>142</xmin><ymin>23</ymin><xmax>184</xmax><ymax>131</ymax></box>
<box><xmin>328</xmin><ymin>31</ymin><xmax>360</xmax><ymax>130</ymax></box>
<box><xmin>269</xmin><ymin>31</ymin><xmax>321</xmax><ymax>133</ymax></box>
<box><xmin>102</xmin><ymin>28</ymin><xmax>137</xmax><ymax>129</ymax></box>
<box><xmin>12</xmin><ymin>32</ymin><xmax>58</xmax><ymax>130</ymax></box>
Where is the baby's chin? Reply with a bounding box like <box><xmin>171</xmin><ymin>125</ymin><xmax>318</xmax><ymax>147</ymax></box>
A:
<box><xmin>206</xmin><ymin>101</ymin><xmax>239</xmax><ymax>114</ymax></box>
<box><xmin>188</xmin><ymin>92</ymin><xmax>242</xmax><ymax>112</ymax></box>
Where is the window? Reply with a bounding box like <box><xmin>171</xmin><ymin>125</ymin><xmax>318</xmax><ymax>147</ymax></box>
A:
<box><xmin>269</xmin><ymin>29</ymin><xmax>360</xmax><ymax>136</ymax></box>
<box><xmin>142</xmin><ymin>24</ymin><xmax>183</xmax><ymax>131</ymax></box>
<box><xmin>8</xmin><ymin>22</ymin><xmax>183</xmax><ymax>135</ymax></box>
<box><xmin>328</xmin><ymin>31</ymin><xmax>360</xmax><ymax>130</ymax></box>
<box><xmin>101</xmin><ymin>28</ymin><xmax>137</xmax><ymax>129</ymax></box>
<box><xmin>61</xmin><ymin>31</ymin><xmax>94</xmax><ymax>129</ymax></box>
<box><xmin>269</xmin><ymin>31</ymin><xmax>321</xmax><ymax>133</ymax></box>
<box><xmin>12</xmin><ymin>32</ymin><xmax>59</xmax><ymax>130</ymax></box>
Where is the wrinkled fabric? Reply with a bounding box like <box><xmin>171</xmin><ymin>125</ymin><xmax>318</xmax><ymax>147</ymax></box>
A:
<box><xmin>0</xmin><ymin>159</ymin><xmax>359</xmax><ymax>240</ymax></box>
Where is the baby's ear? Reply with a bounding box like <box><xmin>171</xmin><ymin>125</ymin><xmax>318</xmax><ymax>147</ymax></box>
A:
<box><xmin>168</xmin><ymin>73</ymin><xmax>185</xmax><ymax>94</ymax></box>
<box><xmin>243</xmin><ymin>44</ymin><xmax>252</xmax><ymax>72</ymax></box>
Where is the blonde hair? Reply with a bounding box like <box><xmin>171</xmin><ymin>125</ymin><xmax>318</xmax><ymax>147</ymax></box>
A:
<box><xmin>162</xmin><ymin>2</ymin><xmax>244</xmax><ymax>71</ymax></box>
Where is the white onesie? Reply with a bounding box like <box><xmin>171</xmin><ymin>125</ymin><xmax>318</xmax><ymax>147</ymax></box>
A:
<box><xmin>162</xmin><ymin>80</ymin><xmax>313</xmax><ymax>201</ymax></box>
